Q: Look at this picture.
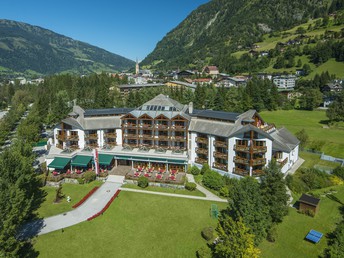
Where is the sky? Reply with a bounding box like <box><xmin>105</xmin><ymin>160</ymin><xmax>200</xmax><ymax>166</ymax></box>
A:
<box><xmin>0</xmin><ymin>0</ymin><xmax>209</xmax><ymax>61</ymax></box>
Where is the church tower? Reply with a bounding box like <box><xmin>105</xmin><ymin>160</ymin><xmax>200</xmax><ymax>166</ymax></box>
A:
<box><xmin>135</xmin><ymin>58</ymin><xmax>139</xmax><ymax>75</ymax></box>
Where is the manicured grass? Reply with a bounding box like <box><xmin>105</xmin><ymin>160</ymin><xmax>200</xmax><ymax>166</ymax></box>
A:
<box><xmin>34</xmin><ymin>191</ymin><xmax>227</xmax><ymax>258</ymax></box>
<box><xmin>259</xmin><ymin>185</ymin><xmax>344</xmax><ymax>258</ymax></box>
<box><xmin>121</xmin><ymin>183</ymin><xmax>206</xmax><ymax>197</ymax></box>
<box><xmin>37</xmin><ymin>181</ymin><xmax>103</xmax><ymax>218</ymax></box>
<box><xmin>260</xmin><ymin>110</ymin><xmax>344</xmax><ymax>158</ymax></box>
<box><xmin>306</xmin><ymin>58</ymin><xmax>344</xmax><ymax>79</ymax></box>
<box><xmin>299</xmin><ymin>151</ymin><xmax>340</xmax><ymax>169</ymax></box>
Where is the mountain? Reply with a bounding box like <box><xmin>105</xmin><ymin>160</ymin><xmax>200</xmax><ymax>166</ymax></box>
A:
<box><xmin>142</xmin><ymin>0</ymin><xmax>341</xmax><ymax>70</ymax></box>
<box><xmin>0</xmin><ymin>19</ymin><xmax>135</xmax><ymax>77</ymax></box>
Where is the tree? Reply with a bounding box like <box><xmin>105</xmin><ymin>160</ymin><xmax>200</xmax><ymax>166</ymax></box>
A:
<box><xmin>295</xmin><ymin>129</ymin><xmax>309</xmax><ymax>149</ymax></box>
<box><xmin>260</xmin><ymin>160</ymin><xmax>289</xmax><ymax>223</ymax></box>
<box><xmin>299</xmin><ymin>88</ymin><xmax>323</xmax><ymax>110</ymax></box>
<box><xmin>302</xmin><ymin>63</ymin><xmax>311</xmax><ymax>76</ymax></box>
<box><xmin>324</xmin><ymin>220</ymin><xmax>344</xmax><ymax>257</ymax></box>
<box><xmin>214</xmin><ymin>216</ymin><xmax>260</xmax><ymax>258</ymax></box>
<box><xmin>327</xmin><ymin>91</ymin><xmax>344</xmax><ymax>122</ymax></box>
<box><xmin>226</xmin><ymin>177</ymin><xmax>270</xmax><ymax>245</ymax></box>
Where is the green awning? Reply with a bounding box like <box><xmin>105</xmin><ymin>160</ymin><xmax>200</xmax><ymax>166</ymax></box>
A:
<box><xmin>99</xmin><ymin>154</ymin><xmax>114</xmax><ymax>165</ymax></box>
<box><xmin>48</xmin><ymin>157</ymin><xmax>71</xmax><ymax>169</ymax></box>
<box><xmin>71</xmin><ymin>155</ymin><xmax>92</xmax><ymax>167</ymax></box>
<box><xmin>114</xmin><ymin>155</ymin><xmax>186</xmax><ymax>164</ymax></box>
<box><xmin>168</xmin><ymin>159</ymin><xmax>187</xmax><ymax>165</ymax></box>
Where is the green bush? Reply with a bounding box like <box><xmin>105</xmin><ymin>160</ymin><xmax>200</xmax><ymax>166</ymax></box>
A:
<box><xmin>267</xmin><ymin>224</ymin><xmax>278</xmax><ymax>242</ymax></box>
<box><xmin>201</xmin><ymin>227</ymin><xmax>214</xmax><ymax>241</ymax></box>
<box><xmin>190</xmin><ymin>166</ymin><xmax>201</xmax><ymax>175</ymax></box>
<box><xmin>201</xmin><ymin>164</ymin><xmax>211</xmax><ymax>175</ymax></box>
<box><xmin>202</xmin><ymin>170</ymin><xmax>224</xmax><ymax>191</ymax></box>
<box><xmin>333</xmin><ymin>166</ymin><xmax>344</xmax><ymax>180</ymax></box>
<box><xmin>185</xmin><ymin>182</ymin><xmax>197</xmax><ymax>191</ymax></box>
<box><xmin>219</xmin><ymin>186</ymin><xmax>229</xmax><ymax>197</ymax></box>
<box><xmin>137</xmin><ymin>176</ymin><xmax>149</xmax><ymax>188</ymax></box>
<box><xmin>83</xmin><ymin>171</ymin><xmax>96</xmax><ymax>183</ymax></box>
<box><xmin>77</xmin><ymin>178</ymin><xmax>85</xmax><ymax>184</ymax></box>
<box><xmin>196</xmin><ymin>246</ymin><xmax>212</xmax><ymax>258</ymax></box>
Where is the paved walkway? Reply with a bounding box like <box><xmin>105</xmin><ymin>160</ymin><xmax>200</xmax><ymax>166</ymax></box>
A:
<box><xmin>285</xmin><ymin>158</ymin><xmax>305</xmax><ymax>177</ymax></box>
<box><xmin>20</xmin><ymin>180</ymin><xmax>122</xmax><ymax>238</ymax></box>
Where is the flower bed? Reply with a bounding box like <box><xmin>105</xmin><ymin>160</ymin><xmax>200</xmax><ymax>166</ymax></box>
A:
<box><xmin>72</xmin><ymin>186</ymin><xmax>99</xmax><ymax>208</ymax></box>
<box><xmin>87</xmin><ymin>190</ymin><xmax>121</xmax><ymax>221</ymax></box>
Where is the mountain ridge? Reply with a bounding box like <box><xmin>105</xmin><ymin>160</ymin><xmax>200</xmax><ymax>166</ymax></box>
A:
<box><xmin>0</xmin><ymin>19</ymin><xmax>135</xmax><ymax>77</ymax></box>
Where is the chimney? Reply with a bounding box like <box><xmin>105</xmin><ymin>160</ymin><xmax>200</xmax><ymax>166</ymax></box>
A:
<box><xmin>188</xmin><ymin>102</ymin><xmax>193</xmax><ymax>114</ymax></box>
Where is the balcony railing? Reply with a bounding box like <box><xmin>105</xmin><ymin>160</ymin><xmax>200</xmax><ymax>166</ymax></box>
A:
<box><xmin>104</xmin><ymin>132</ymin><xmax>117</xmax><ymax>138</ymax></box>
<box><xmin>214</xmin><ymin>141</ymin><xmax>227</xmax><ymax>148</ymax></box>
<box><xmin>173</xmin><ymin>136</ymin><xmax>187</xmax><ymax>141</ymax></box>
<box><xmin>69</xmin><ymin>144</ymin><xmax>79</xmax><ymax>150</ymax></box>
<box><xmin>278</xmin><ymin>157</ymin><xmax>288</xmax><ymax>167</ymax></box>
<box><xmin>252</xmin><ymin>146</ymin><xmax>267</xmax><ymax>153</ymax></box>
<box><xmin>214</xmin><ymin>152</ymin><xmax>227</xmax><ymax>159</ymax></box>
<box><xmin>124</xmin><ymin>134</ymin><xmax>138</xmax><ymax>139</ymax></box>
<box><xmin>252</xmin><ymin>158</ymin><xmax>266</xmax><ymax>166</ymax></box>
<box><xmin>213</xmin><ymin>162</ymin><xmax>227</xmax><ymax>171</ymax></box>
<box><xmin>156</xmin><ymin>135</ymin><xmax>170</xmax><ymax>141</ymax></box>
<box><xmin>234</xmin><ymin>156</ymin><xmax>249</xmax><ymax>165</ymax></box>
<box><xmin>156</xmin><ymin>124</ymin><xmax>169</xmax><ymax>130</ymax></box>
<box><xmin>84</xmin><ymin>134</ymin><xmax>97</xmax><ymax>140</ymax></box>
<box><xmin>196</xmin><ymin>137</ymin><xmax>208</xmax><ymax>144</ymax></box>
<box><xmin>252</xmin><ymin>169</ymin><xmax>264</xmax><ymax>177</ymax></box>
<box><xmin>140</xmin><ymin>124</ymin><xmax>154</xmax><ymax>129</ymax></box>
<box><xmin>67</xmin><ymin>135</ymin><xmax>79</xmax><ymax>141</ymax></box>
<box><xmin>141</xmin><ymin>134</ymin><xmax>154</xmax><ymax>139</ymax></box>
<box><xmin>261</xmin><ymin>123</ymin><xmax>276</xmax><ymax>132</ymax></box>
<box><xmin>123</xmin><ymin>123</ymin><xmax>138</xmax><ymax>129</ymax></box>
<box><xmin>57</xmin><ymin>134</ymin><xmax>66</xmax><ymax>141</ymax></box>
<box><xmin>196</xmin><ymin>147</ymin><xmax>208</xmax><ymax>155</ymax></box>
<box><xmin>195</xmin><ymin>157</ymin><xmax>208</xmax><ymax>164</ymax></box>
<box><xmin>233</xmin><ymin>167</ymin><xmax>249</xmax><ymax>176</ymax></box>
<box><xmin>172</xmin><ymin>125</ymin><xmax>186</xmax><ymax>131</ymax></box>
<box><xmin>234</xmin><ymin>144</ymin><xmax>250</xmax><ymax>152</ymax></box>
<box><xmin>86</xmin><ymin>143</ymin><xmax>98</xmax><ymax>148</ymax></box>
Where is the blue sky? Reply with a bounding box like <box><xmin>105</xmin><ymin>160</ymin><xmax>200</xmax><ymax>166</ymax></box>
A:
<box><xmin>0</xmin><ymin>0</ymin><xmax>209</xmax><ymax>61</ymax></box>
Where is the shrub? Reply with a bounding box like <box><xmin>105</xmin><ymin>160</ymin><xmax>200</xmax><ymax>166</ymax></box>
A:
<box><xmin>190</xmin><ymin>166</ymin><xmax>201</xmax><ymax>175</ymax></box>
<box><xmin>196</xmin><ymin>246</ymin><xmax>212</xmax><ymax>258</ymax></box>
<box><xmin>137</xmin><ymin>176</ymin><xmax>149</xmax><ymax>188</ymax></box>
<box><xmin>333</xmin><ymin>166</ymin><xmax>344</xmax><ymax>180</ymax></box>
<box><xmin>201</xmin><ymin>164</ymin><xmax>211</xmax><ymax>175</ymax></box>
<box><xmin>201</xmin><ymin>227</ymin><xmax>214</xmax><ymax>241</ymax></box>
<box><xmin>202</xmin><ymin>170</ymin><xmax>224</xmax><ymax>191</ymax></box>
<box><xmin>83</xmin><ymin>171</ymin><xmax>96</xmax><ymax>183</ymax></box>
<box><xmin>219</xmin><ymin>186</ymin><xmax>229</xmax><ymax>197</ymax></box>
<box><xmin>267</xmin><ymin>224</ymin><xmax>278</xmax><ymax>242</ymax></box>
<box><xmin>77</xmin><ymin>178</ymin><xmax>85</xmax><ymax>184</ymax></box>
<box><xmin>185</xmin><ymin>182</ymin><xmax>197</xmax><ymax>191</ymax></box>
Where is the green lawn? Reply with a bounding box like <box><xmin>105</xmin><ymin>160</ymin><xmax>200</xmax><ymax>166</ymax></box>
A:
<box><xmin>260</xmin><ymin>110</ymin><xmax>344</xmax><ymax>158</ymax></box>
<box><xmin>260</xmin><ymin>185</ymin><xmax>344</xmax><ymax>258</ymax></box>
<box><xmin>34</xmin><ymin>191</ymin><xmax>226</xmax><ymax>258</ymax></box>
<box><xmin>121</xmin><ymin>183</ymin><xmax>206</xmax><ymax>197</ymax></box>
<box><xmin>299</xmin><ymin>151</ymin><xmax>340</xmax><ymax>169</ymax></box>
<box><xmin>37</xmin><ymin>181</ymin><xmax>103</xmax><ymax>218</ymax></box>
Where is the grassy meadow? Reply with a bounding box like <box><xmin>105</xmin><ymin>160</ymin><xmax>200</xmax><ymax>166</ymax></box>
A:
<box><xmin>260</xmin><ymin>109</ymin><xmax>344</xmax><ymax>158</ymax></box>
<box><xmin>34</xmin><ymin>191</ymin><xmax>226</xmax><ymax>258</ymax></box>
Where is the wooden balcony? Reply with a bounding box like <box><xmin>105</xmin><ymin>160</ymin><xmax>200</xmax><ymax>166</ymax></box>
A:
<box><xmin>195</xmin><ymin>157</ymin><xmax>208</xmax><ymax>164</ymax></box>
<box><xmin>252</xmin><ymin>169</ymin><xmax>265</xmax><ymax>177</ymax></box>
<box><xmin>261</xmin><ymin>123</ymin><xmax>276</xmax><ymax>132</ymax></box>
<box><xmin>172</xmin><ymin>125</ymin><xmax>186</xmax><ymax>131</ymax></box>
<box><xmin>140</xmin><ymin>124</ymin><xmax>154</xmax><ymax>129</ymax></box>
<box><xmin>84</xmin><ymin>134</ymin><xmax>97</xmax><ymax>140</ymax></box>
<box><xmin>252</xmin><ymin>146</ymin><xmax>267</xmax><ymax>153</ymax></box>
<box><xmin>141</xmin><ymin>134</ymin><xmax>154</xmax><ymax>139</ymax></box>
<box><xmin>173</xmin><ymin>136</ymin><xmax>187</xmax><ymax>142</ymax></box>
<box><xmin>157</xmin><ymin>135</ymin><xmax>170</xmax><ymax>141</ymax></box>
<box><xmin>233</xmin><ymin>167</ymin><xmax>250</xmax><ymax>176</ymax></box>
<box><xmin>252</xmin><ymin>158</ymin><xmax>266</xmax><ymax>166</ymax></box>
<box><xmin>278</xmin><ymin>157</ymin><xmax>288</xmax><ymax>167</ymax></box>
<box><xmin>124</xmin><ymin>134</ymin><xmax>138</xmax><ymax>139</ymax></box>
<box><xmin>196</xmin><ymin>137</ymin><xmax>208</xmax><ymax>144</ymax></box>
<box><xmin>57</xmin><ymin>134</ymin><xmax>66</xmax><ymax>141</ymax></box>
<box><xmin>213</xmin><ymin>152</ymin><xmax>227</xmax><ymax>159</ymax></box>
<box><xmin>155</xmin><ymin>124</ymin><xmax>169</xmax><ymax>130</ymax></box>
<box><xmin>86</xmin><ymin>143</ymin><xmax>98</xmax><ymax>148</ymax></box>
<box><xmin>104</xmin><ymin>132</ymin><xmax>117</xmax><ymax>139</ymax></box>
<box><xmin>123</xmin><ymin>123</ymin><xmax>138</xmax><ymax>129</ymax></box>
<box><xmin>214</xmin><ymin>141</ymin><xmax>227</xmax><ymax>148</ymax></box>
<box><xmin>196</xmin><ymin>147</ymin><xmax>208</xmax><ymax>155</ymax></box>
<box><xmin>213</xmin><ymin>162</ymin><xmax>227</xmax><ymax>171</ymax></box>
<box><xmin>67</xmin><ymin>135</ymin><xmax>79</xmax><ymax>141</ymax></box>
<box><xmin>69</xmin><ymin>144</ymin><xmax>79</xmax><ymax>150</ymax></box>
<box><xmin>234</xmin><ymin>156</ymin><xmax>249</xmax><ymax>165</ymax></box>
<box><xmin>234</xmin><ymin>144</ymin><xmax>250</xmax><ymax>152</ymax></box>
<box><xmin>104</xmin><ymin>141</ymin><xmax>116</xmax><ymax>147</ymax></box>
<box><xmin>57</xmin><ymin>144</ymin><xmax>63</xmax><ymax>149</ymax></box>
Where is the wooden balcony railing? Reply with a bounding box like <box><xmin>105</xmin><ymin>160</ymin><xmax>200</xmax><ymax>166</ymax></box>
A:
<box><xmin>123</xmin><ymin>123</ymin><xmax>138</xmax><ymax>129</ymax></box>
<box><xmin>84</xmin><ymin>134</ymin><xmax>97</xmax><ymax>140</ymax></box>
<box><xmin>261</xmin><ymin>123</ymin><xmax>276</xmax><ymax>132</ymax></box>
<box><xmin>196</xmin><ymin>137</ymin><xmax>208</xmax><ymax>144</ymax></box>
<box><xmin>234</xmin><ymin>144</ymin><xmax>250</xmax><ymax>152</ymax></box>
<box><xmin>173</xmin><ymin>136</ymin><xmax>187</xmax><ymax>142</ymax></box>
<box><xmin>172</xmin><ymin>125</ymin><xmax>186</xmax><ymax>131</ymax></box>
<box><xmin>86</xmin><ymin>143</ymin><xmax>98</xmax><ymax>148</ymax></box>
<box><xmin>141</xmin><ymin>134</ymin><xmax>154</xmax><ymax>139</ymax></box>
<box><xmin>234</xmin><ymin>156</ymin><xmax>249</xmax><ymax>165</ymax></box>
<box><xmin>233</xmin><ymin>167</ymin><xmax>249</xmax><ymax>176</ymax></box>
<box><xmin>57</xmin><ymin>134</ymin><xmax>66</xmax><ymax>141</ymax></box>
<box><xmin>213</xmin><ymin>162</ymin><xmax>227</xmax><ymax>171</ymax></box>
<box><xmin>214</xmin><ymin>141</ymin><xmax>227</xmax><ymax>148</ymax></box>
<box><xmin>252</xmin><ymin>158</ymin><xmax>266</xmax><ymax>166</ymax></box>
<box><xmin>156</xmin><ymin>124</ymin><xmax>169</xmax><ymax>129</ymax></box>
<box><xmin>124</xmin><ymin>134</ymin><xmax>138</xmax><ymax>139</ymax></box>
<box><xmin>140</xmin><ymin>124</ymin><xmax>154</xmax><ymax>129</ymax></box>
<box><xmin>69</xmin><ymin>144</ymin><xmax>79</xmax><ymax>150</ymax></box>
<box><xmin>213</xmin><ymin>152</ymin><xmax>227</xmax><ymax>159</ymax></box>
<box><xmin>157</xmin><ymin>135</ymin><xmax>169</xmax><ymax>141</ymax></box>
<box><xmin>278</xmin><ymin>157</ymin><xmax>288</xmax><ymax>167</ymax></box>
<box><xmin>196</xmin><ymin>147</ymin><xmax>208</xmax><ymax>155</ymax></box>
<box><xmin>252</xmin><ymin>146</ymin><xmax>267</xmax><ymax>153</ymax></box>
<box><xmin>104</xmin><ymin>141</ymin><xmax>117</xmax><ymax>147</ymax></box>
<box><xmin>195</xmin><ymin>157</ymin><xmax>208</xmax><ymax>164</ymax></box>
<box><xmin>67</xmin><ymin>135</ymin><xmax>79</xmax><ymax>141</ymax></box>
<box><xmin>252</xmin><ymin>169</ymin><xmax>264</xmax><ymax>177</ymax></box>
<box><xmin>104</xmin><ymin>132</ymin><xmax>117</xmax><ymax>138</ymax></box>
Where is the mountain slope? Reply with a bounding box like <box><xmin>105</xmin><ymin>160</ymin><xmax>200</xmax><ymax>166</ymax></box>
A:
<box><xmin>0</xmin><ymin>19</ymin><xmax>134</xmax><ymax>76</ymax></box>
<box><xmin>142</xmin><ymin>0</ymin><xmax>337</xmax><ymax>70</ymax></box>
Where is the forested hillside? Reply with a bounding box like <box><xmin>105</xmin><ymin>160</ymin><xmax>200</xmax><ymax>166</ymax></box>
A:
<box><xmin>0</xmin><ymin>20</ymin><xmax>135</xmax><ymax>77</ymax></box>
<box><xmin>142</xmin><ymin>0</ymin><xmax>344</xmax><ymax>72</ymax></box>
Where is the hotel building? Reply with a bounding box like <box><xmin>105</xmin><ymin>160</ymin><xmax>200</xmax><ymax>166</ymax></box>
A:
<box><xmin>47</xmin><ymin>94</ymin><xmax>299</xmax><ymax>177</ymax></box>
